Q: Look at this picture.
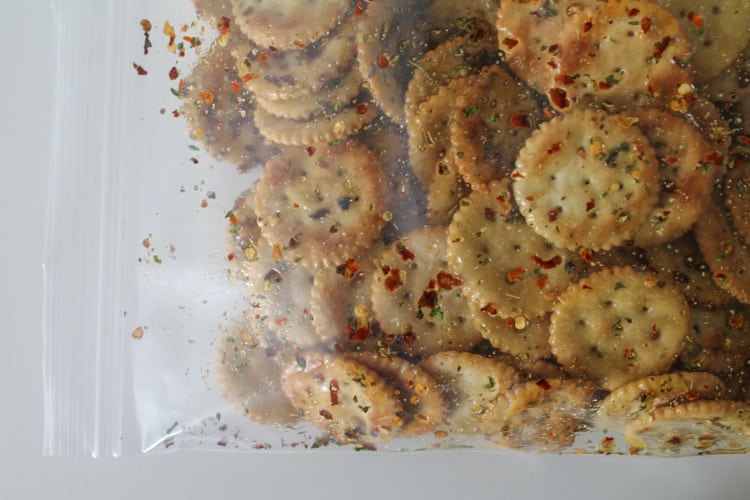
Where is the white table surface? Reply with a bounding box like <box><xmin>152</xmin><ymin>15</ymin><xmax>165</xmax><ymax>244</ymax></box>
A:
<box><xmin>2</xmin><ymin>2</ymin><xmax>750</xmax><ymax>499</ymax></box>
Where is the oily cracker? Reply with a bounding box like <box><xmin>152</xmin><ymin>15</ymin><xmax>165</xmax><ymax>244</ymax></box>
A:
<box><xmin>451</xmin><ymin>65</ymin><xmax>542</xmax><ymax>190</ymax></box>
<box><xmin>254</xmin><ymin>141</ymin><xmax>385</xmax><ymax>269</ymax></box>
<box><xmin>724</xmin><ymin>165</ymin><xmax>750</xmax><ymax>244</ymax></box>
<box><xmin>447</xmin><ymin>178</ymin><xmax>585</xmax><ymax>320</ymax></box>
<box><xmin>345</xmin><ymin>352</ymin><xmax>445</xmax><ymax>436</ymax></box>
<box><xmin>549</xmin><ymin>266</ymin><xmax>690</xmax><ymax>390</ymax></box>
<box><xmin>480</xmin><ymin>378</ymin><xmax>596</xmax><ymax>452</ymax></box>
<box><xmin>421</xmin><ymin>351</ymin><xmax>520</xmax><ymax>435</ymax></box>
<box><xmin>231</xmin><ymin>0</ymin><xmax>350</xmax><ymax>49</ymax></box>
<box><xmin>680</xmin><ymin>304</ymin><xmax>750</xmax><ymax>376</ymax></box>
<box><xmin>281</xmin><ymin>352</ymin><xmax>404</xmax><ymax>442</ymax></box>
<box><xmin>512</xmin><ymin>108</ymin><xmax>661</xmax><ymax>251</ymax></box>
<box><xmin>369</xmin><ymin>226</ymin><xmax>482</xmax><ymax>358</ymax></box>
<box><xmin>624</xmin><ymin>400</ymin><xmax>750</xmax><ymax>455</ymax></box>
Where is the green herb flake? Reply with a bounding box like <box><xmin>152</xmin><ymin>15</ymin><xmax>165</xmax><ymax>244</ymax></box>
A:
<box><xmin>614</xmin><ymin>282</ymin><xmax>626</xmax><ymax>290</ymax></box>
<box><xmin>485</xmin><ymin>376</ymin><xmax>496</xmax><ymax>390</ymax></box>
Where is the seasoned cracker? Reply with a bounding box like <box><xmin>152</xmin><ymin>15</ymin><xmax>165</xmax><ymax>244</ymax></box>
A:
<box><xmin>550</xmin><ymin>266</ymin><xmax>689</xmax><ymax>390</ymax></box>
<box><xmin>472</xmin><ymin>313</ymin><xmax>553</xmax><ymax>362</ymax></box>
<box><xmin>512</xmin><ymin>108</ymin><xmax>661</xmax><ymax>251</ymax></box>
<box><xmin>448</xmin><ymin>178</ymin><xmax>584</xmax><ymax>320</ymax></box>
<box><xmin>703</xmin><ymin>44</ymin><xmax>750</xmax><ymax>103</ymax></box>
<box><xmin>680</xmin><ymin>304</ymin><xmax>750</xmax><ymax>376</ymax></box>
<box><xmin>426</xmin><ymin>0</ymin><xmax>500</xmax><ymax>31</ymax></box>
<box><xmin>624</xmin><ymin>400</ymin><xmax>750</xmax><ymax>455</ymax></box>
<box><xmin>181</xmin><ymin>39</ymin><xmax>276</xmax><ymax>172</ymax></box>
<box><xmin>627</xmin><ymin>108</ymin><xmax>714</xmax><ymax>247</ymax></box>
<box><xmin>724</xmin><ymin>165</ymin><xmax>750</xmax><ymax>244</ymax></box>
<box><xmin>253</xmin><ymin>92</ymin><xmax>380</xmax><ymax>146</ymax></box>
<box><xmin>357</xmin><ymin>0</ymin><xmax>433</xmax><ymax>123</ymax></box>
<box><xmin>309</xmin><ymin>242</ymin><xmax>386</xmax><ymax>353</ymax></box>
<box><xmin>645</xmin><ymin>232</ymin><xmax>733</xmax><ymax>308</ymax></box>
<box><xmin>370</xmin><ymin>226</ymin><xmax>482</xmax><ymax>358</ymax></box>
<box><xmin>254</xmin><ymin>68</ymin><xmax>364</xmax><ymax>121</ymax></box>
<box><xmin>654</xmin><ymin>0</ymin><xmax>750</xmax><ymax>82</ymax></box>
<box><xmin>234</xmin><ymin>17</ymin><xmax>357</xmax><ymax>101</ymax></box>
<box><xmin>254</xmin><ymin>141</ymin><xmax>385</xmax><ymax>268</ymax></box>
<box><xmin>231</xmin><ymin>0</ymin><xmax>350</xmax><ymax>49</ymax></box>
<box><xmin>598</xmin><ymin>371</ymin><xmax>725</xmax><ymax>426</ymax></box>
<box><xmin>215</xmin><ymin>325</ymin><xmax>298</xmax><ymax>425</ymax></box>
<box><xmin>694</xmin><ymin>191</ymin><xmax>750</xmax><ymax>304</ymax></box>
<box><xmin>225</xmin><ymin>183</ymin><xmax>263</xmax><ymax>283</ymax></box>
<box><xmin>489</xmin><ymin>352</ymin><xmax>568</xmax><ymax>382</ymax></box>
<box><xmin>480</xmin><ymin>378</ymin><xmax>595</xmax><ymax>452</ymax></box>
<box><xmin>345</xmin><ymin>351</ymin><xmax>445</xmax><ymax>436</ymax></box>
<box><xmin>551</xmin><ymin>0</ymin><xmax>693</xmax><ymax>110</ymax></box>
<box><xmin>421</xmin><ymin>351</ymin><xmax>520</xmax><ymax>434</ymax></box>
<box><xmin>404</xmin><ymin>22</ymin><xmax>499</xmax><ymax>117</ymax></box>
<box><xmin>451</xmin><ymin>65</ymin><xmax>542</xmax><ymax>190</ymax></box>
<box><xmin>281</xmin><ymin>352</ymin><xmax>404</xmax><ymax>442</ymax></box>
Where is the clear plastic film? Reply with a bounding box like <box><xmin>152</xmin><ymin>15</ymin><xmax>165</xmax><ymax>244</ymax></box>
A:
<box><xmin>44</xmin><ymin>0</ymin><xmax>750</xmax><ymax>457</ymax></box>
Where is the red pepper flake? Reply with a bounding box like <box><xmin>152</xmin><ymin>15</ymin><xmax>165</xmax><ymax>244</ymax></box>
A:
<box><xmin>200</xmin><ymin>199</ymin><xmax>208</xmax><ymax>208</ymax></box>
<box><xmin>547</xmin><ymin>207</ymin><xmax>560</xmax><ymax>222</ymax></box>
<box><xmin>505</xmin><ymin>318</ymin><xmax>514</xmax><ymax>328</ymax></box>
<box><xmin>582</xmin><ymin>284</ymin><xmax>594</xmax><ymax>290</ymax></box>
<box><xmin>549</xmin><ymin>88</ymin><xmax>569</xmax><ymax>109</ymax></box>
<box><xmin>133</xmin><ymin>63</ymin><xmax>148</xmax><ymax>76</ymax></box>
<box><xmin>172</xmin><ymin>109</ymin><xmax>180</xmax><ymax>118</ymax></box>
<box><xmin>583</xmin><ymin>20</ymin><xmax>593</xmax><ymax>32</ymax></box>
<box><xmin>685</xmin><ymin>390</ymin><xmax>700</xmax><ymax>400</ymax></box>
<box><xmin>506</xmin><ymin>267</ymin><xmax>526</xmax><ymax>283</ymax></box>
<box><xmin>329</xmin><ymin>380</ymin><xmax>340</xmax><ymax>405</ymax></box>
<box><xmin>356</xmin><ymin>102</ymin><xmax>369</xmax><ymax>115</ymax></box>
<box><xmin>579</xmin><ymin>247</ymin><xmax>593</xmax><ymax>263</ymax></box>
<box><xmin>546</xmin><ymin>60</ymin><xmax>558</xmax><ymax>70</ymax></box>
<box><xmin>227</xmin><ymin>211</ymin><xmax>239</xmax><ymax>225</ymax></box>
<box><xmin>190</xmin><ymin>157</ymin><xmax>199</xmax><ymax>164</ymax></box>
<box><xmin>536</xmin><ymin>379</ymin><xmax>552</xmax><ymax>390</ymax></box>
<box><xmin>641</xmin><ymin>17</ymin><xmax>652</xmax><ymax>33</ymax></box>
<box><xmin>293</xmin><ymin>40</ymin><xmax>307</xmax><ymax>49</ymax></box>
<box><xmin>687</xmin><ymin>11</ymin><xmax>703</xmax><ymax>29</ymax></box>
<box><xmin>402</xmin><ymin>328</ymin><xmax>415</xmax><ymax>346</ymax></box>
<box><xmin>140</xmin><ymin>19</ymin><xmax>152</xmax><ymax>32</ymax></box>
<box><xmin>502</xmin><ymin>37</ymin><xmax>519</xmax><ymax>49</ymax></box>
<box><xmin>653</xmin><ymin>36</ymin><xmax>671</xmax><ymax>60</ymax></box>
<box><xmin>666</xmin><ymin>436</ymin><xmax>681</xmax><ymax>446</ymax></box>
<box><xmin>484</xmin><ymin>207</ymin><xmax>496</xmax><ymax>221</ymax></box>
<box><xmin>417</xmin><ymin>289</ymin><xmax>438</xmax><ymax>310</ymax></box>
<box><xmin>532</xmin><ymin>254</ymin><xmax>562</xmax><ymax>269</ymax></box>
<box><xmin>511</xmin><ymin>171</ymin><xmax>526</xmax><ymax>179</ymax></box>
<box><xmin>650</xmin><ymin>324</ymin><xmax>661</xmax><ymax>340</ymax></box>
<box><xmin>384</xmin><ymin>268</ymin><xmax>403</xmax><ymax>291</ymax></box>
<box><xmin>585</xmin><ymin>199</ymin><xmax>595</xmax><ymax>212</ymax></box>
<box><xmin>319</xmin><ymin>409</ymin><xmax>334</xmax><ymax>420</ymax></box>
<box><xmin>304</xmin><ymin>146</ymin><xmax>316</xmax><ymax>157</ymax></box>
<box><xmin>230</xmin><ymin>81</ymin><xmax>240</xmax><ymax>92</ymax></box>
<box><xmin>554</xmin><ymin>74</ymin><xmax>576</xmax><ymax>85</ymax></box>
<box><xmin>348</xmin><ymin>323</ymin><xmax>372</xmax><ymax>341</ymax></box>
<box><xmin>730</xmin><ymin>313</ymin><xmax>745</xmax><ymax>328</ymax></box>
<box><xmin>199</xmin><ymin>89</ymin><xmax>215</xmax><ymax>104</ymax></box>
<box><xmin>218</xmin><ymin>16</ymin><xmax>231</xmax><ymax>35</ymax></box>
<box><xmin>510</xmin><ymin>114</ymin><xmax>531</xmax><ymax>128</ymax></box>
<box><xmin>598</xmin><ymin>81</ymin><xmax>612</xmax><ymax>90</ymax></box>
<box><xmin>738</xmin><ymin>136</ymin><xmax>750</xmax><ymax>145</ymax></box>
<box><xmin>536</xmin><ymin>274</ymin><xmax>548</xmax><ymax>290</ymax></box>
<box><xmin>168</xmin><ymin>66</ymin><xmax>179</xmax><ymax>80</ymax></box>
<box><xmin>627</xmin><ymin>8</ymin><xmax>640</xmax><ymax>17</ymax></box>
<box><xmin>481</xmin><ymin>303</ymin><xmax>498</xmax><ymax>315</ymax></box>
<box><xmin>142</xmin><ymin>238</ymin><xmax>151</xmax><ymax>249</ymax></box>
<box><xmin>547</xmin><ymin>143</ymin><xmax>562</xmax><ymax>155</ymax></box>
<box><xmin>241</xmin><ymin>73</ymin><xmax>257</xmax><ymax>82</ymax></box>
<box><xmin>336</xmin><ymin>258</ymin><xmax>360</xmax><ymax>280</ymax></box>
<box><xmin>354</xmin><ymin>1</ymin><xmax>367</xmax><ymax>17</ymax></box>
<box><xmin>227</xmin><ymin>253</ymin><xmax>235</xmax><ymax>261</ymax></box>
<box><xmin>548</xmin><ymin>44</ymin><xmax>559</xmax><ymax>54</ymax></box>
<box><xmin>703</xmin><ymin>150</ymin><xmax>724</xmax><ymax>166</ymax></box>
<box><xmin>396</xmin><ymin>243</ymin><xmax>416</xmax><ymax>261</ymax></box>
<box><xmin>436</xmin><ymin>271</ymin><xmax>463</xmax><ymax>290</ymax></box>
<box><xmin>257</xmin><ymin>52</ymin><xmax>269</xmax><ymax>63</ymax></box>
<box><xmin>377</xmin><ymin>53</ymin><xmax>390</xmax><ymax>69</ymax></box>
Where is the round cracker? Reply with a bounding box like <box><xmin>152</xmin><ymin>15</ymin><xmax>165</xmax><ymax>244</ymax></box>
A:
<box><xmin>550</xmin><ymin>266</ymin><xmax>690</xmax><ymax>390</ymax></box>
<box><xmin>653</xmin><ymin>0</ymin><xmax>750</xmax><ymax>82</ymax></box>
<box><xmin>724</xmin><ymin>165</ymin><xmax>750</xmax><ymax>244</ymax></box>
<box><xmin>627</xmin><ymin>107</ymin><xmax>714</xmax><ymax>247</ymax></box>
<box><xmin>181</xmin><ymin>38</ymin><xmax>277</xmax><ymax>172</ymax></box>
<box><xmin>215</xmin><ymin>325</ymin><xmax>298</xmax><ymax>426</ymax></box>
<box><xmin>451</xmin><ymin>65</ymin><xmax>543</xmax><ymax>190</ymax></box>
<box><xmin>645</xmin><ymin>231</ymin><xmax>733</xmax><ymax>308</ymax></box>
<box><xmin>281</xmin><ymin>351</ymin><xmax>404</xmax><ymax>442</ymax></box>
<box><xmin>234</xmin><ymin>16</ymin><xmax>357</xmax><ymax>101</ymax></box>
<box><xmin>551</xmin><ymin>0</ymin><xmax>693</xmax><ymax>110</ymax></box>
<box><xmin>345</xmin><ymin>351</ymin><xmax>445</xmax><ymax>436</ymax></box>
<box><xmin>512</xmin><ymin>108</ymin><xmax>661</xmax><ymax>251</ymax></box>
<box><xmin>421</xmin><ymin>351</ymin><xmax>520</xmax><ymax>434</ymax></box>
<box><xmin>703</xmin><ymin>44</ymin><xmax>750</xmax><ymax>103</ymax></box>
<box><xmin>694</xmin><ymin>190</ymin><xmax>750</xmax><ymax>304</ymax></box>
<box><xmin>624</xmin><ymin>400</ymin><xmax>750</xmax><ymax>455</ymax></box>
<box><xmin>231</xmin><ymin>0</ymin><xmax>350</xmax><ymax>49</ymax></box>
<box><xmin>254</xmin><ymin>141</ymin><xmax>385</xmax><ymax>268</ymax></box>
<box><xmin>680</xmin><ymin>304</ymin><xmax>750</xmax><ymax>376</ymax></box>
<box><xmin>597</xmin><ymin>371</ymin><xmax>726</xmax><ymax>425</ymax></box>
<box><xmin>253</xmin><ymin>92</ymin><xmax>380</xmax><ymax>146</ymax></box>
<box><xmin>448</xmin><ymin>178</ymin><xmax>585</xmax><ymax>320</ymax></box>
<box><xmin>480</xmin><ymin>378</ymin><xmax>596</xmax><ymax>452</ymax></box>
<box><xmin>370</xmin><ymin>226</ymin><xmax>482</xmax><ymax>358</ymax></box>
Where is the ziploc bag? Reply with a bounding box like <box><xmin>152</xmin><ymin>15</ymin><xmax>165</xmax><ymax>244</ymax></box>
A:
<box><xmin>43</xmin><ymin>0</ymin><xmax>750</xmax><ymax>457</ymax></box>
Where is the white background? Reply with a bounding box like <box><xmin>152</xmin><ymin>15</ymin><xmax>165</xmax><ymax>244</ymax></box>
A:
<box><xmin>2</xmin><ymin>1</ymin><xmax>750</xmax><ymax>499</ymax></box>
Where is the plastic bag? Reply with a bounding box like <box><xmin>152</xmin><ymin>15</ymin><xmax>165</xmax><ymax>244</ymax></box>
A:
<box><xmin>44</xmin><ymin>0</ymin><xmax>750</xmax><ymax>457</ymax></box>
